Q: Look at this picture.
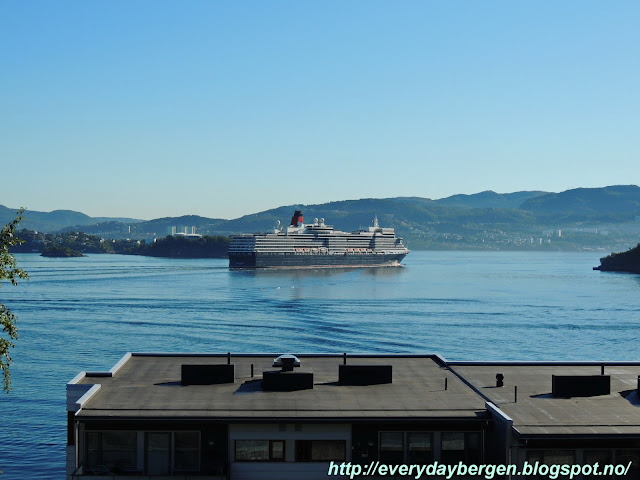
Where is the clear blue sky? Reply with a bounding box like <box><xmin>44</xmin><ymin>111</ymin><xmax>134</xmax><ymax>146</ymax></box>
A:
<box><xmin>2</xmin><ymin>1</ymin><xmax>638</xmax><ymax>220</ymax></box>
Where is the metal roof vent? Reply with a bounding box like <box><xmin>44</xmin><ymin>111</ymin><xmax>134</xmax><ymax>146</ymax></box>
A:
<box><xmin>273</xmin><ymin>354</ymin><xmax>301</xmax><ymax>371</ymax></box>
<box><xmin>263</xmin><ymin>354</ymin><xmax>312</xmax><ymax>391</ymax></box>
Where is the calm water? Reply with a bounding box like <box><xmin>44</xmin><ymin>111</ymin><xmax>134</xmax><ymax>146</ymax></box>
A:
<box><xmin>1</xmin><ymin>251</ymin><xmax>639</xmax><ymax>479</ymax></box>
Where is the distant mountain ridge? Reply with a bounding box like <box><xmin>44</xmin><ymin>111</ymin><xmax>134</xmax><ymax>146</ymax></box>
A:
<box><xmin>0</xmin><ymin>205</ymin><xmax>144</xmax><ymax>233</ymax></box>
<box><xmin>4</xmin><ymin>186</ymin><xmax>640</xmax><ymax>243</ymax></box>
<box><xmin>435</xmin><ymin>190</ymin><xmax>548</xmax><ymax>209</ymax></box>
<box><xmin>520</xmin><ymin>185</ymin><xmax>640</xmax><ymax>221</ymax></box>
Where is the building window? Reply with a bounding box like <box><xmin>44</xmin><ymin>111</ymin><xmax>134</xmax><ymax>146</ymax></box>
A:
<box><xmin>380</xmin><ymin>432</ymin><xmax>404</xmax><ymax>463</ymax></box>
<box><xmin>86</xmin><ymin>430</ymin><xmax>200</xmax><ymax>474</ymax></box>
<box><xmin>465</xmin><ymin>432</ymin><xmax>482</xmax><ymax>463</ymax></box>
<box><xmin>441</xmin><ymin>432</ymin><xmax>482</xmax><ymax>464</ymax></box>
<box><xmin>235</xmin><ymin>440</ymin><xmax>285</xmax><ymax>462</ymax></box>
<box><xmin>441</xmin><ymin>432</ymin><xmax>465</xmax><ymax>464</ymax></box>
<box><xmin>527</xmin><ymin>450</ymin><xmax>575</xmax><ymax>480</ymax></box>
<box><xmin>174</xmin><ymin>432</ymin><xmax>200</xmax><ymax>471</ymax></box>
<box><xmin>408</xmin><ymin>433</ymin><xmax>433</xmax><ymax>463</ymax></box>
<box><xmin>584</xmin><ymin>451</ymin><xmax>612</xmax><ymax>480</ymax></box>
<box><xmin>379</xmin><ymin>431</ymin><xmax>480</xmax><ymax>464</ymax></box>
<box><xmin>616</xmin><ymin>450</ymin><xmax>640</xmax><ymax>480</ymax></box>
<box><xmin>146</xmin><ymin>432</ymin><xmax>171</xmax><ymax>475</ymax></box>
<box><xmin>86</xmin><ymin>431</ymin><xmax>137</xmax><ymax>472</ymax></box>
<box><xmin>296</xmin><ymin>440</ymin><xmax>346</xmax><ymax>462</ymax></box>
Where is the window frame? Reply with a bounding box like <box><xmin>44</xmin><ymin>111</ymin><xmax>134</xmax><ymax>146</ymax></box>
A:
<box><xmin>172</xmin><ymin>431</ymin><xmax>201</xmax><ymax>473</ymax></box>
<box><xmin>379</xmin><ymin>431</ymin><xmax>480</xmax><ymax>463</ymax></box>
<box><xmin>234</xmin><ymin>440</ymin><xmax>286</xmax><ymax>462</ymax></box>
<box><xmin>84</xmin><ymin>430</ymin><xmax>200</xmax><ymax>474</ymax></box>
<box><xmin>407</xmin><ymin>432</ymin><xmax>434</xmax><ymax>463</ymax></box>
<box><xmin>295</xmin><ymin>440</ymin><xmax>347</xmax><ymax>462</ymax></box>
<box><xmin>440</xmin><ymin>431</ymin><xmax>466</xmax><ymax>465</ymax></box>
<box><xmin>379</xmin><ymin>431</ymin><xmax>405</xmax><ymax>463</ymax></box>
<box><xmin>85</xmin><ymin>430</ymin><xmax>138</xmax><ymax>472</ymax></box>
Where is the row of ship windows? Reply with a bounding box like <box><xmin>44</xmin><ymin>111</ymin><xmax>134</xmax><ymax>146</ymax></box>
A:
<box><xmin>231</xmin><ymin>237</ymin><xmax>397</xmax><ymax>243</ymax></box>
<box><xmin>247</xmin><ymin>244</ymin><xmax>401</xmax><ymax>249</ymax></box>
<box><xmin>229</xmin><ymin>251</ymin><xmax>405</xmax><ymax>255</ymax></box>
<box><xmin>231</xmin><ymin>238</ymin><xmax>399</xmax><ymax>242</ymax></box>
<box><xmin>232</xmin><ymin>240</ymin><xmax>396</xmax><ymax>244</ymax></box>
<box><xmin>229</xmin><ymin>246</ymin><xmax>400</xmax><ymax>250</ymax></box>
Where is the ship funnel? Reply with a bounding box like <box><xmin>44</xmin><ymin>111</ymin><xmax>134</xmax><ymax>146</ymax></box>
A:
<box><xmin>290</xmin><ymin>210</ymin><xmax>304</xmax><ymax>227</ymax></box>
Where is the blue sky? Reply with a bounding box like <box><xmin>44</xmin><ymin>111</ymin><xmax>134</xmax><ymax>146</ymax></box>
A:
<box><xmin>2</xmin><ymin>1</ymin><xmax>638</xmax><ymax>220</ymax></box>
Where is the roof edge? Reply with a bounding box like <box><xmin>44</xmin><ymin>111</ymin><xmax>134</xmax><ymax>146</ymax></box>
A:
<box><xmin>448</xmin><ymin>361</ymin><xmax>640</xmax><ymax>366</ymax></box>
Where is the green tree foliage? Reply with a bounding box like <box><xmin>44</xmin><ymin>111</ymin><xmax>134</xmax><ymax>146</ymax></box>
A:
<box><xmin>1</xmin><ymin>209</ymin><xmax>28</xmax><ymax>392</ymax></box>
<box><xmin>138</xmin><ymin>235</ymin><xmax>229</xmax><ymax>258</ymax></box>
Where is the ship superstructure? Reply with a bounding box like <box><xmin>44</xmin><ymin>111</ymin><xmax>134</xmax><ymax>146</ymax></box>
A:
<box><xmin>229</xmin><ymin>211</ymin><xmax>409</xmax><ymax>268</ymax></box>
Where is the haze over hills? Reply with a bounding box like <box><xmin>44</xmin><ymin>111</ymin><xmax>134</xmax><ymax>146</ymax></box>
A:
<box><xmin>4</xmin><ymin>185</ymin><xmax>640</xmax><ymax>250</ymax></box>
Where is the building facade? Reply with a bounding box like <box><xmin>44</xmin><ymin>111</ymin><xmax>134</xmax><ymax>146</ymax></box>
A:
<box><xmin>67</xmin><ymin>354</ymin><xmax>640</xmax><ymax>479</ymax></box>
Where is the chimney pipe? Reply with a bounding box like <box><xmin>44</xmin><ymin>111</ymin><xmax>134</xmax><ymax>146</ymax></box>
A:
<box><xmin>281</xmin><ymin>357</ymin><xmax>295</xmax><ymax>372</ymax></box>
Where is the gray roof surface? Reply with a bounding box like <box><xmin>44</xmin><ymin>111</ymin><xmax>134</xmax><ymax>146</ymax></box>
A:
<box><xmin>451</xmin><ymin>364</ymin><xmax>640</xmax><ymax>437</ymax></box>
<box><xmin>76</xmin><ymin>354</ymin><xmax>487</xmax><ymax>421</ymax></box>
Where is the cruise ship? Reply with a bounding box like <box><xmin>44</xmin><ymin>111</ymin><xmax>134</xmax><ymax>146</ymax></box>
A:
<box><xmin>228</xmin><ymin>211</ymin><xmax>409</xmax><ymax>268</ymax></box>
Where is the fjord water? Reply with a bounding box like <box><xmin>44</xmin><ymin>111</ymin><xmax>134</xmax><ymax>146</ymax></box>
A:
<box><xmin>1</xmin><ymin>251</ymin><xmax>640</xmax><ymax>479</ymax></box>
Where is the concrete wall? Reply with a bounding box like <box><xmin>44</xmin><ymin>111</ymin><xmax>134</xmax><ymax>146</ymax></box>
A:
<box><xmin>485</xmin><ymin>402</ymin><xmax>513</xmax><ymax>465</ymax></box>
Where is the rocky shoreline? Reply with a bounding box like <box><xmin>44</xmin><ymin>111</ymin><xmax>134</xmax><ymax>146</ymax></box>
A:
<box><xmin>594</xmin><ymin>243</ymin><xmax>640</xmax><ymax>273</ymax></box>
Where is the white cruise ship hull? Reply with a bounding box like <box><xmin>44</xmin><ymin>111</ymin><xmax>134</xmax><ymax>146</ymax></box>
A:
<box><xmin>229</xmin><ymin>252</ymin><xmax>407</xmax><ymax>268</ymax></box>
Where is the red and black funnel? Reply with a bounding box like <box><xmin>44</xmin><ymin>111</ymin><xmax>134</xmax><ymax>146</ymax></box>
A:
<box><xmin>290</xmin><ymin>210</ymin><xmax>304</xmax><ymax>226</ymax></box>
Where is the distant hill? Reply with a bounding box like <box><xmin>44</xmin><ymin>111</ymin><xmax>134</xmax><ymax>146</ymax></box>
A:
<box><xmin>0</xmin><ymin>205</ymin><xmax>92</xmax><ymax>232</ymax></box>
<box><xmin>210</xmin><ymin>198</ymin><xmax>535</xmax><ymax>236</ymax></box>
<box><xmin>0</xmin><ymin>205</ymin><xmax>143</xmax><ymax>233</ymax></box>
<box><xmin>520</xmin><ymin>185</ymin><xmax>640</xmax><ymax>221</ymax></box>
<box><xmin>58</xmin><ymin>215</ymin><xmax>226</xmax><ymax>238</ymax></box>
<box><xmin>435</xmin><ymin>190</ymin><xmax>548</xmax><ymax>209</ymax></box>
<box><xmin>93</xmin><ymin>216</ymin><xmax>145</xmax><ymax>224</ymax></box>
<box><xmin>4</xmin><ymin>185</ymin><xmax>640</xmax><ymax>251</ymax></box>
<box><xmin>136</xmin><ymin>215</ymin><xmax>225</xmax><ymax>232</ymax></box>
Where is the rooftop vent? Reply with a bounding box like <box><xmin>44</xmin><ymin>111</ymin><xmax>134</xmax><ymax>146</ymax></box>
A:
<box><xmin>181</xmin><ymin>364</ymin><xmax>235</xmax><ymax>386</ymax></box>
<box><xmin>273</xmin><ymin>354</ymin><xmax>301</xmax><ymax>371</ymax></box>
<box><xmin>339</xmin><ymin>364</ymin><xmax>392</xmax><ymax>386</ymax></box>
<box><xmin>262</xmin><ymin>370</ymin><xmax>313</xmax><ymax>391</ymax></box>
<box><xmin>263</xmin><ymin>354</ymin><xmax>312</xmax><ymax>391</ymax></box>
<box><xmin>552</xmin><ymin>375</ymin><xmax>610</xmax><ymax>397</ymax></box>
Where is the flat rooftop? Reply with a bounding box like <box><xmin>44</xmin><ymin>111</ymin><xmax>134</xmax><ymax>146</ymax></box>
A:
<box><xmin>451</xmin><ymin>363</ymin><xmax>640</xmax><ymax>437</ymax></box>
<box><xmin>74</xmin><ymin>354</ymin><xmax>488</xmax><ymax>421</ymax></box>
